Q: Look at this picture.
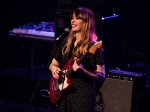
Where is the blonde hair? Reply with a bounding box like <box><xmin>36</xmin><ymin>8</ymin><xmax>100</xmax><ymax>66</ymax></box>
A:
<box><xmin>62</xmin><ymin>7</ymin><xmax>98</xmax><ymax>55</ymax></box>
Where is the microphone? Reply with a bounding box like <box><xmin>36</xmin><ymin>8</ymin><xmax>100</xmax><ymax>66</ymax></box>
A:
<box><xmin>56</xmin><ymin>28</ymin><xmax>70</xmax><ymax>40</ymax></box>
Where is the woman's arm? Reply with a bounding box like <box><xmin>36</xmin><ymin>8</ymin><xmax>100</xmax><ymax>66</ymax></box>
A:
<box><xmin>82</xmin><ymin>64</ymin><xmax>105</xmax><ymax>81</ymax></box>
<box><xmin>73</xmin><ymin>60</ymin><xmax>105</xmax><ymax>82</ymax></box>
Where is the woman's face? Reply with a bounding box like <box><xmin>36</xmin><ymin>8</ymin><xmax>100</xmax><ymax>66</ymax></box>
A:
<box><xmin>71</xmin><ymin>13</ymin><xmax>84</xmax><ymax>32</ymax></box>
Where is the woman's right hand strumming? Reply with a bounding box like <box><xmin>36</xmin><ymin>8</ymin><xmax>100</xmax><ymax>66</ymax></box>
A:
<box><xmin>52</xmin><ymin>66</ymin><xmax>62</xmax><ymax>79</ymax></box>
<box><xmin>49</xmin><ymin>58</ymin><xmax>61</xmax><ymax>79</ymax></box>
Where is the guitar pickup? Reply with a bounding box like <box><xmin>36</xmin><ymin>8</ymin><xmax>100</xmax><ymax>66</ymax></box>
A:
<box><xmin>54</xmin><ymin>80</ymin><xmax>60</xmax><ymax>92</ymax></box>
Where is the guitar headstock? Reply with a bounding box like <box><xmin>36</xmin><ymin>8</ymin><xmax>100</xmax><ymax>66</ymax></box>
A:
<box><xmin>89</xmin><ymin>41</ymin><xmax>102</xmax><ymax>54</ymax></box>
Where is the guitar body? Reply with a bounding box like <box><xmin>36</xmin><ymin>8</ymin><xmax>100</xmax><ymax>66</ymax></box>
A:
<box><xmin>49</xmin><ymin>58</ymin><xmax>73</xmax><ymax>104</ymax></box>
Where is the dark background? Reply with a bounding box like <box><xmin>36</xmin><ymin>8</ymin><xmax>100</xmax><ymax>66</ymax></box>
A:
<box><xmin>0</xmin><ymin>0</ymin><xmax>150</xmax><ymax>111</ymax></box>
<box><xmin>0</xmin><ymin>0</ymin><xmax>150</xmax><ymax>71</ymax></box>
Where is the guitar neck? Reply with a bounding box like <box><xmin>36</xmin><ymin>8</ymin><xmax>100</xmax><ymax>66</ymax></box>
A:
<box><xmin>65</xmin><ymin>67</ymin><xmax>73</xmax><ymax>77</ymax></box>
<box><xmin>63</xmin><ymin>41</ymin><xmax>102</xmax><ymax>77</ymax></box>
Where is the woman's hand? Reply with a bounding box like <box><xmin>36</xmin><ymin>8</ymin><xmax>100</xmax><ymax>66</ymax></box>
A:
<box><xmin>72</xmin><ymin>59</ymin><xmax>84</xmax><ymax>73</ymax></box>
<box><xmin>49</xmin><ymin>58</ymin><xmax>61</xmax><ymax>79</ymax></box>
<box><xmin>52</xmin><ymin>67</ymin><xmax>62</xmax><ymax>79</ymax></box>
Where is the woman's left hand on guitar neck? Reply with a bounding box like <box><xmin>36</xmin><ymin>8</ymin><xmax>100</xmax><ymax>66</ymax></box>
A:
<box><xmin>72</xmin><ymin>59</ymin><xmax>84</xmax><ymax>73</ymax></box>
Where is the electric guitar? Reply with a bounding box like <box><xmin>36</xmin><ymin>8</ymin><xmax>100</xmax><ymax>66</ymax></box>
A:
<box><xmin>49</xmin><ymin>41</ymin><xmax>102</xmax><ymax>104</ymax></box>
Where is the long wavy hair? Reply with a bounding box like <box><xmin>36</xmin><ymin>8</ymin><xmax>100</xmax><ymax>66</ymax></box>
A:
<box><xmin>62</xmin><ymin>7</ymin><xmax>98</xmax><ymax>55</ymax></box>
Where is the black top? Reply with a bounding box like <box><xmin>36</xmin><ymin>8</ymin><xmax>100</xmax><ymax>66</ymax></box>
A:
<box><xmin>53</xmin><ymin>38</ymin><xmax>104</xmax><ymax>112</ymax></box>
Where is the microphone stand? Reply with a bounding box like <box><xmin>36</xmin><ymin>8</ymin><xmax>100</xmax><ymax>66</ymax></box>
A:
<box><xmin>29</xmin><ymin>38</ymin><xmax>60</xmax><ymax>111</ymax></box>
<box><xmin>132</xmin><ymin>50</ymin><xmax>147</xmax><ymax>112</ymax></box>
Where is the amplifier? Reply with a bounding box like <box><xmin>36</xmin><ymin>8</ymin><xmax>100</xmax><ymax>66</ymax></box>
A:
<box><xmin>99</xmin><ymin>69</ymin><xmax>145</xmax><ymax>112</ymax></box>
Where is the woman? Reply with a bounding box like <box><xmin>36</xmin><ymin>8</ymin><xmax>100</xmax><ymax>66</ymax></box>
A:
<box><xmin>49</xmin><ymin>7</ymin><xmax>105</xmax><ymax>112</ymax></box>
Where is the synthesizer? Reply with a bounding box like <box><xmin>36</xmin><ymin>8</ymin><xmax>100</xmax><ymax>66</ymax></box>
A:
<box><xmin>12</xmin><ymin>28</ymin><xmax>55</xmax><ymax>38</ymax></box>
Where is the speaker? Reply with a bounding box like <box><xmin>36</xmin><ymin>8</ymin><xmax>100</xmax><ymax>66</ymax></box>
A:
<box><xmin>54</xmin><ymin>11</ymin><xmax>71</xmax><ymax>39</ymax></box>
<box><xmin>99</xmin><ymin>69</ymin><xmax>145</xmax><ymax>112</ymax></box>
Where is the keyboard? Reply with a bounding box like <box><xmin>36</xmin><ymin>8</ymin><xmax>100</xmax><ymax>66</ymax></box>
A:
<box><xmin>12</xmin><ymin>28</ymin><xmax>55</xmax><ymax>38</ymax></box>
